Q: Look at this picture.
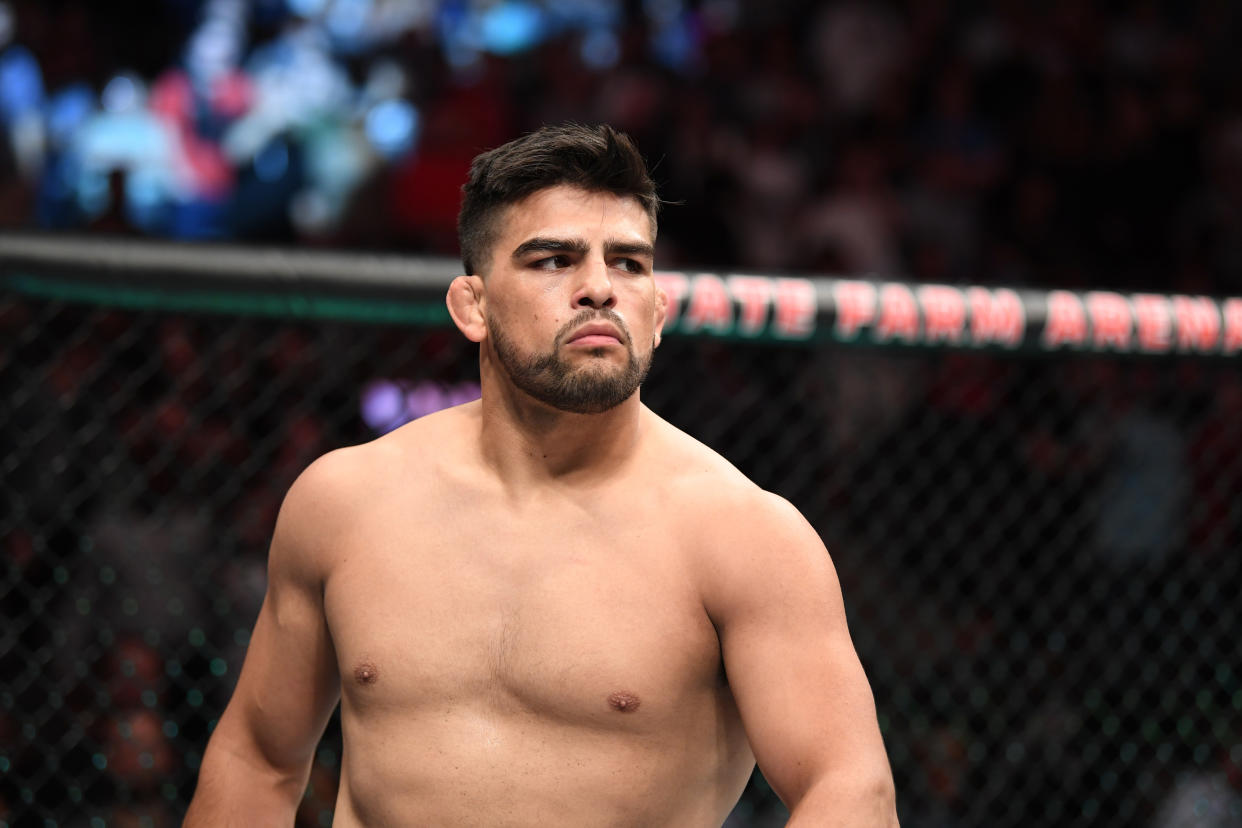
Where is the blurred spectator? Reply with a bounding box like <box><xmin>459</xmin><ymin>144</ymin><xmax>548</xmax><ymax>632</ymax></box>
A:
<box><xmin>801</xmin><ymin>138</ymin><xmax>904</xmax><ymax>275</ymax></box>
<box><xmin>1152</xmin><ymin>724</ymin><xmax>1242</xmax><ymax>828</ymax></box>
<box><xmin>903</xmin><ymin>722</ymin><xmax>970</xmax><ymax>828</ymax></box>
<box><xmin>1091</xmin><ymin>401</ymin><xmax>1188</xmax><ymax>569</ymax></box>
<box><xmin>1187</xmin><ymin>374</ymin><xmax>1242</xmax><ymax>556</ymax></box>
<box><xmin>97</xmin><ymin>708</ymin><xmax>180</xmax><ymax>827</ymax></box>
<box><xmin>808</xmin><ymin>2</ymin><xmax>906</xmax><ymax>116</ymax></box>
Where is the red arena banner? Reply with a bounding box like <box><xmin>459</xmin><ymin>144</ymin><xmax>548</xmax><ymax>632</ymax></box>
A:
<box><xmin>653</xmin><ymin>270</ymin><xmax>1242</xmax><ymax>355</ymax></box>
<box><xmin>655</xmin><ymin>271</ymin><xmax>819</xmax><ymax>341</ymax></box>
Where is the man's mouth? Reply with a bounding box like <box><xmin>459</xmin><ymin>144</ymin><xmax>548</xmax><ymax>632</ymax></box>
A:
<box><xmin>566</xmin><ymin>323</ymin><xmax>625</xmax><ymax>347</ymax></box>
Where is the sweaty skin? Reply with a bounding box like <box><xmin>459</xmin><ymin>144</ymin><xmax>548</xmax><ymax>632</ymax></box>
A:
<box><xmin>186</xmin><ymin>186</ymin><xmax>897</xmax><ymax>827</ymax></box>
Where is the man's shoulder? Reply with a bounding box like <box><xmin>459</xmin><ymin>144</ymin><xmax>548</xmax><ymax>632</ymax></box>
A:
<box><xmin>272</xmin><ymin>445</ymin><xmax>373</xmax><ymax>559</ymax></box>
<box><xmin>283</xmin><ymin>404</ymin><xmax>478</xmax><ymax>523</ymax></box>
<box><xmin>647</xmin><ymin>415</ymin><xmax>831</xmax><ymax>615</ymax></box>
<box><xmin>646</xmin><ymin>411</ymin><xmax>800</xmax><ymax>532</ymax></box>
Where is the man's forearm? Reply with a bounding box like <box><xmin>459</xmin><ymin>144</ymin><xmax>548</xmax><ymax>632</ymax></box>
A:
<box><xmin>784</xmin><ymin>772</ymin><xmax>900</xmax><ymax>828</ymax></box>
<box><xmin>184</xmin><ymin>739</ymin><xmax>309</xmax><ymax>826</ymax></box>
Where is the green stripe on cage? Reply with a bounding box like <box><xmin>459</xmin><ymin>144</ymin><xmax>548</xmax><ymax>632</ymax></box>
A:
<box><xmin>4</xmin><ymin>272</ymin><xmax>452</xmax><ymax>327</ymax></box>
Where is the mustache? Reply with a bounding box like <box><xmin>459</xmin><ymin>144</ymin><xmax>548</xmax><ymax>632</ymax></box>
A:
<box><xmin>556</xmin><ymin>308</ymin><xmax>632</xmax><ymax>346</ymax></box>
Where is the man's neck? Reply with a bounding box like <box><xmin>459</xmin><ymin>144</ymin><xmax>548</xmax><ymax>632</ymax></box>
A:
<box><xmin>476</xmin><ymin>374</ymin><xmax>644</xmax><ymax>491</ymax></box>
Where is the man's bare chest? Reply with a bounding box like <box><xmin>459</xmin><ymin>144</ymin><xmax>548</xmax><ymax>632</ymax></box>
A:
<box><xmin>322</xmin><ymin>498</ymin><xmax>722</xmax><ymax>727</ymax></box>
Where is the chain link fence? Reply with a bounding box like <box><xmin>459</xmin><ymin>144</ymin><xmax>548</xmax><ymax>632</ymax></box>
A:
<box><xmin>2</xmin><ymin>240</ymin><xmax>1240</xmax><ymax>827</ymax></box>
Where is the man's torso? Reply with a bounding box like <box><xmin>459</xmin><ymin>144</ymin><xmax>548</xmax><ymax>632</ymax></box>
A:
<box><xmin>320</xmin><ymin>406</ymin><xmax>756</xmax><ymax>826</ymax></box>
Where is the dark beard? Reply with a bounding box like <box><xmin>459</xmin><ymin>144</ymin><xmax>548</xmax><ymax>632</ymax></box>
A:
<box><xmin>488</xmin><ymin>309</ymin><xmax>653</xmax><ymax>415</ymax></box>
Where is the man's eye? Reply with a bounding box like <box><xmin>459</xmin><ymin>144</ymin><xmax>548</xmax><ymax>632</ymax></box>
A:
<box><xmin>615</xmin><ymin>259</ymin><xmax>645</xmax><ymax>274</ymax></box>
<box><xmin>534</xmin><ymin>255</ymin><xmax>569</xmax><ymax>270</ymax></box>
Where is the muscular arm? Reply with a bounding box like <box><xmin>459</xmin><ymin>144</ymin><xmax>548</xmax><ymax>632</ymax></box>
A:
<box><xmin>184</xmin><ymin>454</ymin><xmax>348</xmax><ymax>826</ymax></box>
<box><xmin>704</xmin><ymin>490</ymin><xmax>898</xmax><ymax>827</ymax></box>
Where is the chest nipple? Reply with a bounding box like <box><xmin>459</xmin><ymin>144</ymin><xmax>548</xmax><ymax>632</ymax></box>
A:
<box><xmin>607</xmin><ymin>691</ymin><xmax>641</xmax><ymax>713</ymax></box>
<box><xmin>354</xmin><ymin>662</ymin><xmax>379</xmax><ymax>686</ymax></box>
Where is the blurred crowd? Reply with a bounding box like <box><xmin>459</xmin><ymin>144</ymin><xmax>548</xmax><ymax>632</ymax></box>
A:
<box><xmin>1</xmin><ymin>0</ymin><xmax>1242</xmax><ymax>294</ymax></box>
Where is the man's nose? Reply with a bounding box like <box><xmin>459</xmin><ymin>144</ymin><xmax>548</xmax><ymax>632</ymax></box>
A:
<box><xmin>573</xmin><ymin>259</ymin><xmax>617</xmax><ymax>309</ymax></box>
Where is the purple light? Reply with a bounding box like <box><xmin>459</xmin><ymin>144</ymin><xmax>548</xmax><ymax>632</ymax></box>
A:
<box><xmin>360</xmin><ymin>379</ymin><xmax>405</xmax><ymax>434</ymax></box>
<box><xmin>361</xmin><ymin>380</ymin><xmax>481</xmax><ymax>434</ymax></box>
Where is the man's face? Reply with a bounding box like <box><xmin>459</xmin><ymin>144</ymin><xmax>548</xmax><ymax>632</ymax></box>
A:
<box><xmin>478</xmin><ymin>185</ymin><xmax>665</xmax><ymax>414</ymax></box>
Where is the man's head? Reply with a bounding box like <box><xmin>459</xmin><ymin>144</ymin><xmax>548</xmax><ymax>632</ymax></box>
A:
<box><xmin>448</xmin><ymin>125</ymin><xmax>667</xmax><ymax>415</ymax></box>
<box><xmin>457</xmin><ymin>123</ymin><xmax>659</xmax><ymax>277</ymax></box>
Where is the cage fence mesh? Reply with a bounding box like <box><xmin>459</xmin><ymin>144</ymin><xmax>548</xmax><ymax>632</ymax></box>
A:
<box><xmin>2</xmin><ymin>275</ymin><xmax>1241</xmax><ymax>828</ymax></box>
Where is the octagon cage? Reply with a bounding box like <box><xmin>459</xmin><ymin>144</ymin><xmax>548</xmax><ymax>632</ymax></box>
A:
<box><xmin>2</xmin><ymin>235</ymin><xmax>1240</xmax><ymax>827</ymax></box>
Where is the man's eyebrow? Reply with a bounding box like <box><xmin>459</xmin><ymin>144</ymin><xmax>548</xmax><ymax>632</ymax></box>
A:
<box><xmin>604</xmin><ymin>241</ymin><xmax>655</xmax><ymax>259</ymax></box>
<box><xmin>511</xmin><ymin>237</ymin><xmax>589</xmax><ymax>259</ymax></box>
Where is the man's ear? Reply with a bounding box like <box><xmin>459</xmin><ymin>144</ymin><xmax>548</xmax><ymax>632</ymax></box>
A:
<box><xmin>653</xmin><ymin>283</ymin><xmax>668</xmax><ymax>348</ymax></box>
<box><xmin>447</xmin><ymin>275</ymin><xmax>488</xmax><ymax>343</ymax></box>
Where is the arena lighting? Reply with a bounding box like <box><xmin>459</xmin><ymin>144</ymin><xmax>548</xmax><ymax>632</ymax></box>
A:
<box><xmin>0</xmin><ymin>41</ymin><xmax>41</xmax><ymax>117</ymax></box>
<box><xmin>100</xmin><ymin>75</ymin><xmax>141</xmax><ymax>115</ymax></box>
<box><xmin>363</xmin><ymin>99</ymin><xmax>419</xmax><ymax>159</ymax></box>
<box><xmin>46</xmin><ymin>85</ymin><xmax>93</xmax><ymax>147</ymax></box>
<box><xmin>287</xmin><ymin>0</ymin><xmax>329</xmax><ymax>18</ymax></box>
<box><xmin>185</xmin><ymin>0</ymin><xmax>246</xmax><ymax>86</ymax></box>
<box><xmin>361</xmin><ymin>380</ymin><xmax>482</xmax><ymax>435</ymax></box>
<box><xmin>326</xmin><ymin>0</ymin><xmax>371</xmax><ymax>36</ymax></box>
<box><xmin>579</xmin><ymin>28</ymin><xmax>620</xmax><ymax>70</ymax></box>
<box><xmin>253</xmin><ymin>139</ymin><xmax>289</xmax><ymax>182</ymax></box>
<box><xmin>479</xmin><ymin>0</ymin><xmax>545</xmax><ymax>55</ymax></box>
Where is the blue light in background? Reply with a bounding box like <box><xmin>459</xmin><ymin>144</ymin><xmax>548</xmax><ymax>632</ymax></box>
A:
<box><xmin>185</xmin><ymin>0</ymin><xmax>246</xmax><ymax>85</ymax></box>
<box><xmin>436</xmin><ymin>0</ymin><xmax>482</xmax><ymax>71</ymax></box>
<box><xmin>364</xmin><ymin>98</ymin><xmax>419</xmax><ymax>159</ymax></box>
<box><xmin>649</xmin><ymin>11</ymin><xmax>698</xmax><ymax>72</ymax></box>
<box><xmin>25</xmin><ymin>0</ymin><xmax>712</xmax><ymax>237</ymax></box>
<box><xmin>46</xmin><ymin>152</ymin><xmax>80</xmax><ymax>199</ymax></box>
<box><xmin>286</xmin><ymin>0</ymin><xmax>328</xmax><ymax>18</ymax></box>
<box><xmin>479</xmin><ymin>0</ymin><xmax>544</xmax><ymax>55</ymax></box>
<box><xmin>579</xmin><ymin>28</ymin><xmax>620</xmax><ymax>70</ymax></box>
<box><xmin>76</xmin><ymin>111</ymin><xmax>168</xmax><ymax>169</ymax></box>
<box><xmin>546</xmin><ymin>0</ymin><xmax>620</xmax><ymax>30</ymax></box>
<box><xmin>254</xmin><ymin>138</ymin><xmax>290</xmax><ymax>181</ymax></box>
<box><xmin>77</xmin><ymin>169</ymin><xmax>110</xmax><ymax>218</ymax></box>
<box><xmin>326</xmin><ymin>0</ymin><xmax>372</xmax><ymax>49</ymax></box>
<box><xmin>443</xmin><ymin>43</ymin><xmax>481</xmax><ymax>72</ymax></box>
<box><xmin>126</xmin><ymin>166</ymin><xmax>171</xmax><ymax>230</ymax></box>
<box><xmin>101</xmin><ymin>75</ymin><xmax>141</xmax><ymax>114</ymax></box>
<box><xmin>0</xmin><ymin>44</ymin><xmax>43</xmax><ymax>120</ymax></box>
<box><xmin>46</xmin><ymin>85</ymin><xmax>93</xmax><ymax>147</ymax></box>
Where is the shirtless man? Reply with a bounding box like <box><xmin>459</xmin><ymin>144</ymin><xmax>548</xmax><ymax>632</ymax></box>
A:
<box><xmin>185</xmin><ymin>124</ymin><xmax>898</xmax><ymax>826</ymax></box>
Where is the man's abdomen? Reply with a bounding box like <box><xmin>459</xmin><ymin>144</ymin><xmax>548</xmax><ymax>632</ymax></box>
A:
<box><xmin>332</xmin><ymin>701</ymin><xmax>753</xmax><ymax>827</ymax></box>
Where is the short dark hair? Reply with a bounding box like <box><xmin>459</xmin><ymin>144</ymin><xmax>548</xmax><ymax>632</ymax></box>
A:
<box><xmin>457</xmin><ymin>123</ymin><xmax>659</xmax><ymax>275</ymax></box>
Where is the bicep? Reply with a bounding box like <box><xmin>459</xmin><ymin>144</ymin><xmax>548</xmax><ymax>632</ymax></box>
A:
<box><xmin>709</xmin><ymin>495</ymin><xmax>891</xmax><ymax>808</ymax></box>
<box><xmin>212</xmin><ymin>465</ymin><xmax>343</xmax><ymax>775</ymax></box>
<box><xmin>221</xmin><ymin>564</ymin><xmax>340</xmax><ymax>773</ymax></box>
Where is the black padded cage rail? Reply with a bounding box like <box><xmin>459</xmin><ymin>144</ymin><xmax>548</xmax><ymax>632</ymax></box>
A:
<box><xmin>4</xmin><ymin>233</ymin><xmax>1240</xmax><ymax>354</ymax></box>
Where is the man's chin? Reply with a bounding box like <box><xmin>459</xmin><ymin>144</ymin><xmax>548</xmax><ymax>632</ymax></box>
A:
<box><xmin>560</xmin><ymin>343</ymin><xmax>627</xmax><ymax>361</ymax></box>
<box><xmin>493</xmin><ymin>336</ymin><xmax>650</xmax><ymax>414</ymax></box>
<box><xmin>537</xmin><ymin>371</ymin><xmax>642</xmax><ymax>415</ymax></box>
